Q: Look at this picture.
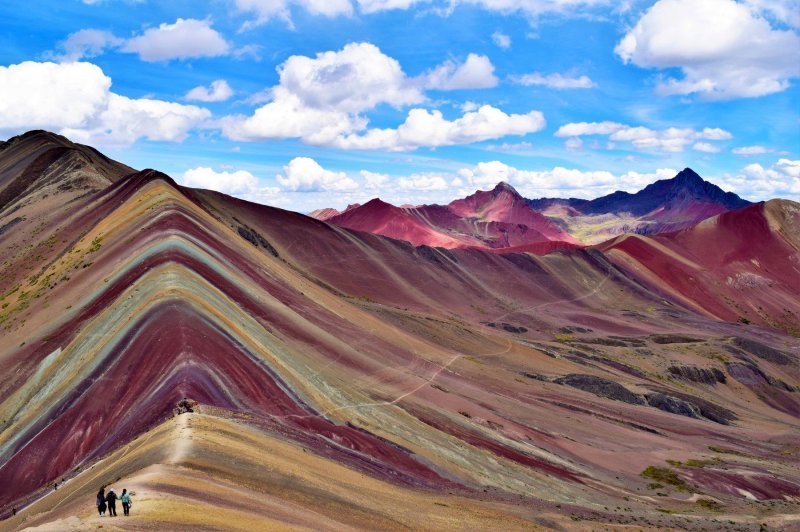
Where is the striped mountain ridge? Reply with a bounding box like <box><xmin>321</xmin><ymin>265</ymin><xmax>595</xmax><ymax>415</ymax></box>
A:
<box><xmin>0</xmin><ymin>131</ymin><xmax>798</xmax><ymax>529</ymax></box>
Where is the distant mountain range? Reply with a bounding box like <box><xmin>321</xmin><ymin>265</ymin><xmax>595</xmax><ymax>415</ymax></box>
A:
<box><xmin>313</xmin><ymin>168</ymin><xmax>752</xmax><ymax>250</ymax></box>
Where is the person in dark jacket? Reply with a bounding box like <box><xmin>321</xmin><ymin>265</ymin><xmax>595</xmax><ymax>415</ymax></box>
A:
<box><xmin>96</xmin><ymin>488</ymin><xmax>106</xmax><ymax>516</ymax></box>
<box><xmin>105</xmin><ymin>488</ymin><xmax>118</xmax><ymax>516</ymax></box>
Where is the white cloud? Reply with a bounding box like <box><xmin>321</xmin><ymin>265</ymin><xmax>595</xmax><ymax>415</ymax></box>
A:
<box><xmin>512</xmin><ymin>71</ymin><xmax>595</xmax><ymax>89</ymax></box>
<box><xmin>732</xmin><ymin>145</ymin><xmax>775</xmax><ymax>156</ymax></box>
<box><xmin>222</xmin><ymin>43</ymin><xmax>541</xmax><ymax>150</ymax></box>
<box><xmin>222</xmin><ymin>42</ymin><xmax>423</xmax><ymax>144</ymax></box>
<box><xmin>332</xmin><ymin>105</ymin><xmax>545</xmax><ymax>151</ymax></box>
<box><xmin>50</xmin><ymin>29</ymin><xmax>123</xmax><ymax>61</ymax></box>
<box><xmin>180</xmin><ymin>167</ymin><xmax>259</xmax><ymax>194</ymax></box>
<box><xmin>222</xmin><ymin>92</ymin><xmax>360</xmax><ymax>144</ymax></box>
<box><xmin>564</xmin><ymin>137</ymin><xmax>583</xmax><ymax>151</ymax></box>
<box><xmin>0</xmin><ymin>61</ymin><xmax>209</xmax><ymax>146</ymax></box>
<box><xmin>422</xmin><ymin>53</ymin><xmax>498</xmax><ymax>90</ymax></box>
<box><xmin>700</xmin><ymin>127</ymin><xmax>733</xmax><ymax>140</ymax></box>
<box><xmin>555</xmin><ymin>121</ymin><xmax>732</xmax><ymax>152</ymax></box>
<box><xmin>185</xmin><ymin>80</ymin><xmax>234</xmax><ymax>102</ymax></box>
<box><xmin>616</xmin><ymin>0</ymin><xmax>800</xmax><ymax>99</ymax></box>
<box><xmin>397</xmin><ymin>172</ymin><xmax>451</xmax><ymax>190</ymax></box>
<box><xmin>276</xmin><ymin>157</ymin><xmax>358</xmax><ymax>191</ymax></box>
<box><xmin>721</xmin><ymin>158</ymin><xmax>800</xmax><ymax>200</ymax></box>
<box><xmin>492</xmin><ymin>31</ymin><xmax>511</xmax><ymax>49</ymax></box>
<box><xmin>361</xmin><ymin>170</ymin><xmax>390</xmax><ymax>188</ymax></box>
<box><xmin>278</xmin><ymin>43</ymin><xmax>422</xmax><ymax>112</ymax></box>
<box><xmin>555</xmin><ymin>121</ymin><xmax>624</xmax><ymax>137</ymax></box>
<box><xmin>122</xmin><ymin>18</ymin><xmax>230</xmax><ymax>61</ymax></box>
<box><xmin>693</xmin><ymin>142</ymin><xmax>720</xmax><ymax>153</ymax></box>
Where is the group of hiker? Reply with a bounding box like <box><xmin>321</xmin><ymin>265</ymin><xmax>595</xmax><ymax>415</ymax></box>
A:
<box><xmin>96</xmin><ymin>487</ymin><xmax>132</xmax><ymax>517</ymax></box>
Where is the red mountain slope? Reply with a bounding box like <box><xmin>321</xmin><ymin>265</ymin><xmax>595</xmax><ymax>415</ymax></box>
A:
<box><xmin>326</xmin><ymin>182</ymin><xmax>577</xmax><ymax>252</ymax></box>
<box><xmin>601</xmin><ymin>200</ymin><xmax>800</xmax><ymax>333</ymax></box>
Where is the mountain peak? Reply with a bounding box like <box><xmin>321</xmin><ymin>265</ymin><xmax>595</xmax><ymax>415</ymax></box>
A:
<box><xmin>492</xmin><ymin>181</ymin><xmax>520</xmax><ymax>195</ymax></box>
<box><xmin>671</xmin><ymin>167</ymin><xmax>705</xmax><ymax>189</ymax></box>
<box><xmin>4</xmin><ymin>129</ymin><xmax>72</xmax><ymax>151</ymax></box>
<box><xmin>674</xmin><ymin>167</ymin><xmax>702</xmax><ymax>181</ymax></box>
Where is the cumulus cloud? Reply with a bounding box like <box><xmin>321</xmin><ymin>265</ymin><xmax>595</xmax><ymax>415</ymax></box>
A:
<box><xmin>222</xmin><ymin>43</ymin><xmax>541</xmax><ymax>150</ymax></box>
<box><xmin>722</xmin><ymin>158</ymin><xmax>800</xmax><ymax>200</ymax></box>
<box><xmin>180</xmin><ymin>167</ymin><xmax>259</xmax><ymax>194</ymax></box>
<box><xmin>122</xmin><ymin>18</ymin><xmax>230</xmax><ymax>61</ymax></box>
<box><xmin>616</xmin><ymin>0</ymin><xmax>800</xmax><ymax>99</ymax></box>
<box><xmin>222</xmin><ymin>42</ymin><xmax>422</xmax><ymax>144</ymax></box>
<box><xmin>361</xmin><ymin>170</ymin><xmax>390</xmax><ymax>188</ymax></box>
<box><xmin>185</xmin><ymin>80</ymin><xmax>234</xmax><ymax>102</ymax></box>
<box><xmin>555</xmin><ymin>121</ymin><xmax>624</xmax><ymax>137</ymax></box>
<box><xmin>331</xmin><ymin>105</ymin><xmax>546</xmax><ymax>151</ymax></box>
<box><xmin>564</xmin><ymin>137</ymin><xmax>583</xmax><ymax>151</ymax></box>
<box><xmin>422</xmin><ymin>53</ymin><xmax>498</xmax><ymax>90</ymax></box>
<box><xmin>492</xmin><ymin>31</ymin><xmax>511</xmax><ymax>49</ymax></box>
<box><xmin>555</xmin><ymin>121</ymin><xmax>732</xmax><ymax>152</ymax></box>
<box><xmin>512</xmin><ymin>71</ymin><xmax>595</xmax><ymax>89</ymax></box>
<box><xmin>693</xmin><ymin>142</ymin><xmax>720</xmax><ymax>153</ymax></box>
<box><xmin>397</xmin><ymin>173</ymin><xmax>451</xmax><ymax>190</ymax></box>
<box><xmin>276</xmin><ymin>157</ymin><xmax>359</xmax><ymax>191</ymax></box>
<box><xmin>0</xmin><ymin>61</ymin><xmax>209</xmax><ymax>146</ymax></box>
<box><xmin>458</xmin><ymin>160</ymin><xmax>678</xmax><ymax>197</ymax></box>
<box><xmin>276</xmin><ymin>43</ymin><xmax>422</xmax><ymax>112</ymax></box>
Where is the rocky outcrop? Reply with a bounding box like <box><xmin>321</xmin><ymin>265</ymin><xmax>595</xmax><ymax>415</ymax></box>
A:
<box><xmin>554</xmin><ymin>374</ymin><xmax>645</xmax><ymax>405</ymax></box>
<box><xmin>486</xmin><ymin>322</ymin><xmax>528</xmax><ymax>334</ymax></box>
<box><xmin>237</xmin><ymin>225</ymin><xmax>279</xmax><ymax>257</ymax></box>
<box><xmin>729</xmin><ymin>337</ymin><xmax>793</xmax><ymax>366</ymax></box>
<box><xmin>646</xmin><ymin>388</ymin><xmax>736</xmax><ymax>425</ymax></box>
<box><xmin>667</xmin><ymin>366</ymin><xmax>726</xmax><ymax>385</ymax></box>
<box><xmin>651</xmin><ymin>334</ymin><xmax>704</xmax><ymax>344</ymax></box>
<box><xmin>645</xmin><ymin>393</ymin><xmax>702</xmax><ymax>419</ymax></box>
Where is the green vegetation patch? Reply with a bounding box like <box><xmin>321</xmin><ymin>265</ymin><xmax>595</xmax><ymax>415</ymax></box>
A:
<box><xmin>695</xmin><ymin>499</ymin><xmax>723</xmax><ymax>511</ymax></box>
<box><xmin>641</xmin><ymin>466</ymin><xmax>689</xmax><ymax>492</ymax></box>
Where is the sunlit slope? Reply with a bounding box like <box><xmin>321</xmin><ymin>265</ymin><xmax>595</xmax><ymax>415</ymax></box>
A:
<box><xmin>6</xmin><ymin>413</ymin><xmax>543</xmax><ymax>531</ymax></box>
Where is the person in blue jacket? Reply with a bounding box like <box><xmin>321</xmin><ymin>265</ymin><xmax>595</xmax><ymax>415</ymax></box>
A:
<box><xmin>120</xmin><ymin>489</ymin><xmax>132</xmax><ymax>516</ymax></box>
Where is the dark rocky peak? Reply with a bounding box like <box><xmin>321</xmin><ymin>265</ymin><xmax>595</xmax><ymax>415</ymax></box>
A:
<box><xmin>4</xmin><ymin>130</ymin><xmax>72</xmax><ymax>150</ymax></box>
<box><xmin>492</xmin><ymin>181</ymin><xmax>521</xmax><ymax>196</ymax></box>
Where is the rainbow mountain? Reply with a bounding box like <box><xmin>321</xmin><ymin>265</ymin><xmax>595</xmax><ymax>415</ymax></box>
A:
<box><xmin>1</xmin><ymin>131</ymin><xmax>799</xmax><ymax>530</ymax></box>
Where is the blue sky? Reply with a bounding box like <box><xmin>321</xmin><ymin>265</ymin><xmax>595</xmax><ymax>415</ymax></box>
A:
<box><xmin>1</xmin><ymin>0</ymin><xmax>798</xmax><ymax>211</ymax></box>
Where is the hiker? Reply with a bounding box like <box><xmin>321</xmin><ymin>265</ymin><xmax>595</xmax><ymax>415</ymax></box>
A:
<box><xmin>105</xmin><ymin>488</ymin><xmax>118</xmax><ymax>516</ymax></box>
<box><xmin>96</xmin><ymin>488</ymin><xmax>106</xmax><ymax>516</ymax></box>
<box><xmin>120</xmin><ymin>488</ymin><xmax>132</xmax><ymax>516</ymax></box>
